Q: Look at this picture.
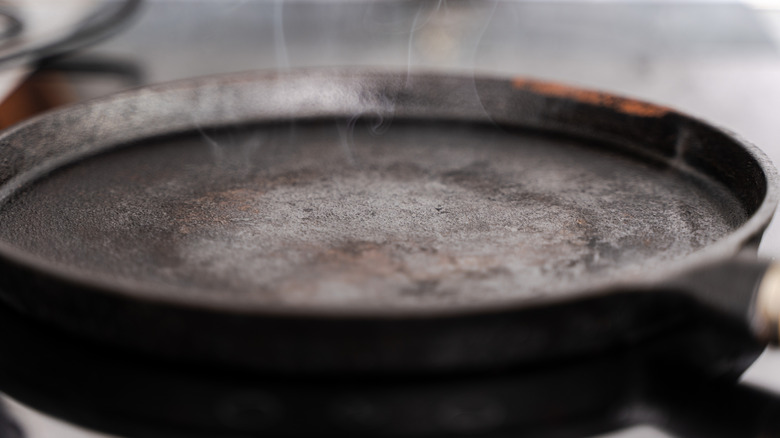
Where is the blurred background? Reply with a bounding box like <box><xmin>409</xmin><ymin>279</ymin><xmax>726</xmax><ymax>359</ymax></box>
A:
<box><xmin>2</xmin><ymin>0</ymin><xmax>780</xmax><ymax>436</ymax></box>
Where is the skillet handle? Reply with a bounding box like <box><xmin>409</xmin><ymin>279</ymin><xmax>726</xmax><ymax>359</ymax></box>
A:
<box><xmin>668</xmin><ymin>258</ymin><xmax>780</xmax><ymax>345</ymax></box>
<box><xmin>753</xmin><ymin>262</ymin><xmax>780</xmax><ymax>344</ymax></box>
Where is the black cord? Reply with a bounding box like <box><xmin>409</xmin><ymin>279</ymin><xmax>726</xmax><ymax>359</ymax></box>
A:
<box><xmin>39</xmin><ymin>55</ymin><xmax>145</xmax><ymax>87</ymax></box>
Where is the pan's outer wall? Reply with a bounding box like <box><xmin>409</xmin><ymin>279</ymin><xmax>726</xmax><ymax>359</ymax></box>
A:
<box><xmin>0</xmin><ymin>71</ymin><xmax>775</xmax><ymax>373</ymax></box>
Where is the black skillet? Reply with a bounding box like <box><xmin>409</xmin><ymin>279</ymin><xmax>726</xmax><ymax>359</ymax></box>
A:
<box><xmin>0</xmin><ymin>70</ymin><xmax>776</xmax><ymax>373</ymax></box>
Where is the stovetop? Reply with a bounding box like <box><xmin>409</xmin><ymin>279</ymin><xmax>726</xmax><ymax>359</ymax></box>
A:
<box><xmin>3</xmin><ymin>1</ymin><xmax>780</xmax><ymax>437</ymax></box>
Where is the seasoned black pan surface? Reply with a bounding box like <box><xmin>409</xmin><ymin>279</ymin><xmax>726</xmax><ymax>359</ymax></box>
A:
<box><xmin>0</xmin><ymin>121</ymin><xmax>746</xmax><ymax>308</ymax></box>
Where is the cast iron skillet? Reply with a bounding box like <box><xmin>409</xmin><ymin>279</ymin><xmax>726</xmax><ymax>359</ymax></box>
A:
<box><xmin>0</xmin><ymin>70</ymin><xmax>777</xmax><ymax>373</ymax></box>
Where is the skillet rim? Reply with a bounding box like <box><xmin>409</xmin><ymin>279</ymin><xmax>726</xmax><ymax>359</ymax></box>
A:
<box><xmin>0</xmin><ymin>68</ymin><xmax>776</xmax><ymax>319</ymax></box>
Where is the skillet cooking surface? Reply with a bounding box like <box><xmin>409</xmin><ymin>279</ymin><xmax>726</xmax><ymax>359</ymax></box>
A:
<box><xmin>0</xmin><ymin>119</ymin><xmax>746</xmax><ymax>309</ymax></box>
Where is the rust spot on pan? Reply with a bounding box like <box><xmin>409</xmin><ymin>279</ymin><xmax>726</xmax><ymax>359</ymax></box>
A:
<box><xmin>512</xmin><ymin>78</ymin><xmax>669</xmax><ymax>118</ymax></box>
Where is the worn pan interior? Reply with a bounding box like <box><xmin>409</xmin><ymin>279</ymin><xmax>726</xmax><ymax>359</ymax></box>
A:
<box><xmin>0</xmin><ymin>70</ymin><xmax>774</xmax><ymax>371</ymax></box>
